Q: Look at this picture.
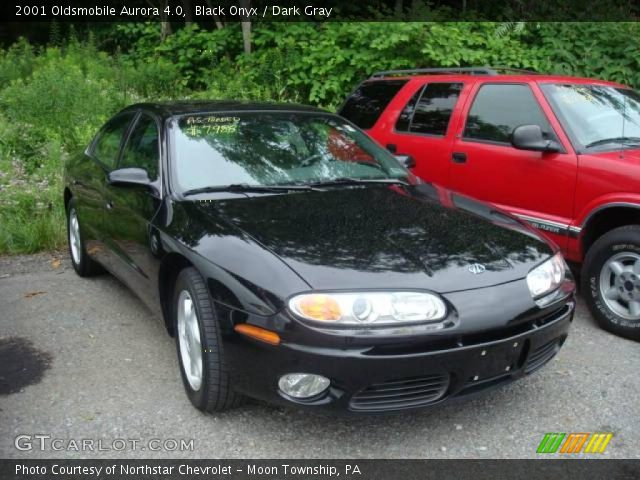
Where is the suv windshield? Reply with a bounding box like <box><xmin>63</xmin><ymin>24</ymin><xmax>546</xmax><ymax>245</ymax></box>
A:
<box><xmin>170</xmin><ymin>112</ymin><xmax>409</xmax><ymax>193</ymax></box>
<box><xmin>541</xmin><ymin>84</ymin><xmax>640</xmax><ymax>151</ymax></box>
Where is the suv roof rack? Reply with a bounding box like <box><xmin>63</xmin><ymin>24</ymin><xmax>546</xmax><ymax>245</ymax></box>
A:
<box><xmin>369</xmin><ymin>66</ymin><xmax>539</xmax><ymax>78</ymax></box>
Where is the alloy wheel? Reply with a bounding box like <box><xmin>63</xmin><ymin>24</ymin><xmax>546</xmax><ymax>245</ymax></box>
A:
<box><xmin>177</xmin><ymin>290</ymin><xmax>203</xmax><ymax>391</ymax></box>
<box><xmin>599</xmin><ymin>252</ymin><xmax>640</xmax><ymax>321</ymax></box>
<box><xmin>68</xmin><ymin>208</ymin><xmax>81</xmax><ymax>265</ymax></box>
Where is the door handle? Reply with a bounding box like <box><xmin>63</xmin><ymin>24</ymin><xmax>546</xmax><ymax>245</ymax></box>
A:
<box><xmin>105</xmin><ymin>200</ymin><xmax>114</xmax><ymax>210</ymax></box>
<box><xmin>386</xmin><ymin>144</ymin><xmax>397</xmax><ymax>153</ymax></box>
<box><xmin>452</xmin><ymin>152</ymin><xmax>467</xmax><ymax>164</ymax></box>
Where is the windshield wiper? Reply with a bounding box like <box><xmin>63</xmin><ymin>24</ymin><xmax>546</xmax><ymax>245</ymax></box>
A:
<box><xmin>307</xmin><ymin>177</ymin><xmax>410</xmax><ymax>187</ymax></box>
<box><xmin>585</xmin><ymin>136</ymin><xmax>640</xmax><ymax>148</ymax></box>
<box><xmin>183</xmin><ymin>183</ymin><xmax>321</xmax><ymax>196</ymax></box>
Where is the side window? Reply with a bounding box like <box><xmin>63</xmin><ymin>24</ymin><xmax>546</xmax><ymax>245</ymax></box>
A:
<box><xmin>92</xmin><ymin>113</ymin><xmax>135</xmax><ymax>169</ymax></box>
<box><xmin>395</xmin><ymin>87</ymin><xmax>423</xmax><ymax>131</ymax></box>
<box><xmin>464</xmin><ymin>84</ymin><xmax>552</xmax><ymax>144</ymax></box>
<box><xmin>339</xmin><ymin>80</ymin><xmax>407</xmax><ymax>129</ymax></box>
<box><xmin>120</xmin><ymin>114</ymin><xmax>160</xmax><ymax>180</ymax></box>
<box><xmin>396</xmin><ymin>83</ymin><xmax>463</xmax><ymax>135</ymax></box>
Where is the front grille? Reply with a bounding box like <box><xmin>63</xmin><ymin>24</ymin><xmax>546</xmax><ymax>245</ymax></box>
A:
<box><xmin>349</xmin><ymin>373</ymin><xmax>449</xmax><ymax>412</ymax></box>
<box><xmin>525</xmin><ymin>338</ymin><xmax>562</xmax><ymax>374</ymax></box>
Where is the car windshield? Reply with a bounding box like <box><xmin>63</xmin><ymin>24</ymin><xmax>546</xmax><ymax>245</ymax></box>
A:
<box><xmin>541</xmin><ymin>84</ymin><xmax>640</xmax><ymax>150</ymax></box>
<box><xmin>170</xmin><ymin>112</ymin><xmax>410</xmax><ymax>192</ymax></box>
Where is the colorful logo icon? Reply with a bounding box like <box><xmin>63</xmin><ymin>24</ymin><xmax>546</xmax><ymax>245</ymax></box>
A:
<box><xmin>537</xmin><ymin>432</ymin><xmax>613</xmax><ymax>454</ymax></box>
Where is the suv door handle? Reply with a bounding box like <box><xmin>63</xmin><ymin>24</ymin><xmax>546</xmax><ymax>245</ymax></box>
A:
<box><xmin>386</xmin><ymin>144</ymin><xmax>397</xmax><ymax>153</ymax></box>
<box><xmin>452</xmin><ymin>152</ymin><xmax>467</xmax><ymax>164</ymax></box>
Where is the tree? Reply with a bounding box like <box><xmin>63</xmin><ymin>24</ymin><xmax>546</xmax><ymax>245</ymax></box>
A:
<box><xmin>146</xmin><ymin>0</ymin><xmax>172</xmax><ymax>40</ymax></box>
<box><xmin>240</xmin><ymin>0</ymin><xmax>251</xmax><ymax>53</ymax></box>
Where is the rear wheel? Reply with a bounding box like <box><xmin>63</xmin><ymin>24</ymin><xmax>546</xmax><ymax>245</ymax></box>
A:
<box><xmin>174</xmin><ymin>267</ymin><xmax>242</xmax><ymax>412</ymax></box>
<box><xmin>66</xmin><ymin>198</ymin><xmax>102</xmax><ymax>277</ymax></box>
<box><xmin>582</xmin><ymin>225</ymin><xmax>640</xmax><ymax>341</ymax></box>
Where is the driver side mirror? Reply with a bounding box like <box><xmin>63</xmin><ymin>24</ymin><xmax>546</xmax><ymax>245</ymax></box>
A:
<box><xmin>395</xmin><ymin>154</ymin><xmax>416</xmax><ymax>169</ymax></box>
<box><xmin>107</xmin><ymin>167</ymin><xmax>158</xmax><ymax>194</ymax></box>
<box><xmin>511</xmin><ymin>125</ymin><xmax>561</xmax><ymax>153</ymax></box>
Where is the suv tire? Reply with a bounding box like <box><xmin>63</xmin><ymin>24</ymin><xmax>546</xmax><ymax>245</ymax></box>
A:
<box><xmin>582</xmin><ymin>225</ymin><xmax>640</xmax><ymax>341</ymax></box>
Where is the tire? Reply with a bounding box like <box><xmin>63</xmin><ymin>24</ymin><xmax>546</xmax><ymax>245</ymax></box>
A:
<box><xmin>66</xmin><ymin>198</ymin><xmax>102</xmax><ymax>277</ymax></box>
<box><xmin>582</xmin><ymin>225</ymin><xmax>640</xmax><ymax>341</ymax></box>
<box><xmin>173</xmin><ymin>267</ymin><xmax>242</xmax><ymax>412</ymax></box>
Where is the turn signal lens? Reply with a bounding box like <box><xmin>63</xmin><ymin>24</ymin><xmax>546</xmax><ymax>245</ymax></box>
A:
<box><xmin>296</xmin><ymin>294</ymin><xmax>342</xmax><ymax>321</ymax></box>
<box><xmin>234</xmin><ymin>324</ymin><xmax>280</xmax><ymax>345</ymax></box>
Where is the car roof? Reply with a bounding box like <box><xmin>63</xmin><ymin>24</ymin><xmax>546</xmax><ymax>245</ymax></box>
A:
<box><xmin>120</xmin><ymin>100</ymin><xmax>327</xmax><ymax>119</ymax></box>
<box><xmin>365</xmin><ymin>73</ymin><xmax>626</xmax><ymax>88</ymax></box>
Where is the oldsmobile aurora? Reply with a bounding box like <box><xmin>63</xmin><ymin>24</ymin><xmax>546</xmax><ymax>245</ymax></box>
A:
<box><xmin>64</xmin><ymin>101</ymin><xmax>575</xmax><ymax>413</ymax></box>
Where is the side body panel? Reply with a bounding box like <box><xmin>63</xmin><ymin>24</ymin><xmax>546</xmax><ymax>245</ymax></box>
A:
<box><xmin>447</xmin><ymin>79</ymin><xmax>579</xmax><ymax>252</ymax></box>
<box><xmin>367</xmin><ymin>77</ymin><xmax>474</xmax><ymax>186</ymax></box>
<box><xmin>64</xmin><ymin>154</ymin><xmax>109</xmax><ymax>266</ymax></box>
<box><xmin>567</xmin><ymin>149</ymin><xmax>640</xmax><ymax>261</ymax></box>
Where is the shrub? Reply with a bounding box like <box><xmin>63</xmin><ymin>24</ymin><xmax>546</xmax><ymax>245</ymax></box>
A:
<box><xmin>0</xmin><ymin>38</ymin><xmax>37</xmax><ymax>85</ymax></box>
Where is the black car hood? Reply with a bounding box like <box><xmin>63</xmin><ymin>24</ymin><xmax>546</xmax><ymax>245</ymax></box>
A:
<box><xmin>191</xmin><ymin>184</ymin><xmax>553</xmax><ymax>293</ymax></box>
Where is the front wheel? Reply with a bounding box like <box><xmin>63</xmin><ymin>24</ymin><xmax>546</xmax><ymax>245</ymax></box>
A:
<box><xmin>582</xmin><ymin>225</ymin><xmax>640</xmax><ymax>341</ymax></box>
<box><xmin>174</xmin><ymin>267</ymin><xmax>243</xmax><ymax>412</ymax></box>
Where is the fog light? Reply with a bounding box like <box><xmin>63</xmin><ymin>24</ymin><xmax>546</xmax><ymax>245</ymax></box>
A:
<box><xmin>278</xmin><ymin>373</ymin><xmax>330</xmax><ymax>399</ymax></box>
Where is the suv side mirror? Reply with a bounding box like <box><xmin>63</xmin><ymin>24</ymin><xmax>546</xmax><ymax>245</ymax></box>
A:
<box><xmin>395</xmin><ymin>154</ymin><xmax>416</xmax><ymax>169</ymax></box>
<box><xmin>107</xmin><ymin>167</ymin><xmax>157</xmax><ymax>193</ymax></box>
<box><xmin>511</xmin><ymin>125</ymin><xmax>561</xmax><ymax>153</ymax></box>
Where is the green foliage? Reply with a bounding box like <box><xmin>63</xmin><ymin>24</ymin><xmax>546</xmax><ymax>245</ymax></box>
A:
<box><xmin>2</xmin><ymin>48</ymin><xmax>126</xmax><ymax>154</ymax></box>
<box><xmin>193</xmin><ymin>22</ymin><xmax>640</xmax><ymax>109</ymax></box>
<box><xmin>528</xmin><ymin>22</ymin><xmax>640</xmax><ymax>88</ymax></box>
<box><xmin>154</xmin><ymin>24</ymin><xmax>242</xmax><ymax>87</ymax></box>
<box><xmin>0</xmin><ymin>114</ymin><xmax>65</xmax><ymax>254</ymax></box>
<box><xmin>1</xmin><ymin>21</ymin><xmax>639</xmax><ymax>254</ymax></box>
<box><xmin>0</xmin><ymin>37</ymin><xmax>185</xmax><ymax>253</ymax></box>
<box><xmin>0</xmin><ymin>181</ymin><xmax>66</xmax><ymax>254</ymax></box>
<box><xmin>0</xmin><ymin>38</ymin><xmax>37</xmax><ymax>86</ymax></box>
<box><xmin>114</xmin><ymin>23</ymin><xmax>243</xmax><ymax>88</ymax></box>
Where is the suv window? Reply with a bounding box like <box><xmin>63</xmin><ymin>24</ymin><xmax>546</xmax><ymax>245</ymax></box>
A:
<box><xmin>339</xmin><ymin>80</ymin><xmax>407</xmax><ymax>129</ymax></box>
<box><xmin>396</xmin><ymin>82</ymin><xmax>463</xmax><ymax>135</ymax></box>
<box><xmin>120</xmin><ymin>113</ymin><xmax>159</xmax><ymax>180</ymax></box>
<box><xmin>464</xmin><ymin>84</ymin><xmax>552</xmax><ymax>144</ymax></box>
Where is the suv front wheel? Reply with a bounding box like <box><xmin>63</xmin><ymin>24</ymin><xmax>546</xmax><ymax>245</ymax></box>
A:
<box><xmin>582</xmin><ymin>225</ymin><xmax>640</xmax><ymax>341</ymax></box>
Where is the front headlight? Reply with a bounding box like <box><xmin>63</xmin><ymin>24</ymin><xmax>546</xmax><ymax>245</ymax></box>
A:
<box><xmin>526</xmin><ymin>252</ymin><xmax>566</xmax><ymax>299</ymax></box>
<box><xmin>288</xmin><ymin>291</ymin><xmax>447</xmax><ymax>325</ymax></box>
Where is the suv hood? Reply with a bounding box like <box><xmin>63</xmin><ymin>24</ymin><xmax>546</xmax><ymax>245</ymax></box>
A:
<box><xmin>192</xmin><ymin>184</ymin><xmax>554</xmax><ymax>293</ymax></box>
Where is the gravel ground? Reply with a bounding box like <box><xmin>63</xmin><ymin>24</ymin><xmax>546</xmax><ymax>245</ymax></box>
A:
<box><xmin>0</xmin><ymin>252</ymin><xmax>638</xmax><ymax>459</ymax></box>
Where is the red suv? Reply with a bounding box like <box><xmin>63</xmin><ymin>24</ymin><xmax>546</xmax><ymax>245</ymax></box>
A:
<box><xmin>339</xmin><ymin>67</ymin><xmax>640</xmax><ymax>340</ymax></box>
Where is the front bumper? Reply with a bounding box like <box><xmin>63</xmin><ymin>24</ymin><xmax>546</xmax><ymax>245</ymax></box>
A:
<box><xmin>223</xmin><ymin>298</ymin><xmax>574</xmax><ymax>414</ymax></box>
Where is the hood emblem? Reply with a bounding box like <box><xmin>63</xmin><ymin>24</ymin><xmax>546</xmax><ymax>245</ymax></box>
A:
<box><xmin>468</xmin><ymin>263</ymin><xmax>486</xmax><ymax>275</ymax></box>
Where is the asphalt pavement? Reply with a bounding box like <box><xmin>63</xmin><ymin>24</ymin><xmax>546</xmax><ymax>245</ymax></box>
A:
<box><xmin>1</xmin><ymin>252</ymin><xmax>638</xmax><ymax>459</ymax></box>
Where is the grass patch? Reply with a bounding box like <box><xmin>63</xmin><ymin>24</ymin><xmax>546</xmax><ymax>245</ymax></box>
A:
<box><xmin>0</xmin><ymin>202</ymin><xmax>65</xmax><ymax>254</ymax></box>
<box><xmin>0</xmin><ymin>155</ymin><xmax>66</xmax><ymax>255</ymax></box>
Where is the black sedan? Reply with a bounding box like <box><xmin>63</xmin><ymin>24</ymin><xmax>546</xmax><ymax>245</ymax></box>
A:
<box><xmin>64</xmin><ymin>101</ymin><xmax>575</xmax><ymax>414</ymax></box>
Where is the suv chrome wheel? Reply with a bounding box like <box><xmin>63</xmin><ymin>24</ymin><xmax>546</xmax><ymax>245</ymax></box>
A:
<box><xmin>599</xmin><ymin>252</ymin><xmax>640</xmax><ymax>320</ymax></box>
<box><xmin>177</xmin><ymin>290</ymin><xmax>203</xmax><ymax>391</ymax></box>
<box><xmin>583</xmin><ymin>226</ymin><xmax>640</xmax><ymax>340</ymax></box>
